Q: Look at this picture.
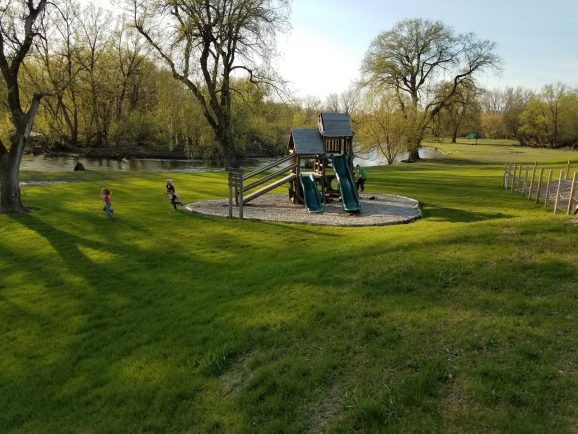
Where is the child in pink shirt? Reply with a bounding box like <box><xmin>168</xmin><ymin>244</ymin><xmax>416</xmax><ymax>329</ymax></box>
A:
<box><xmin>101</xmin><ymin>188</ymin><xmax>113</xmax><ymax>219</ymax></box>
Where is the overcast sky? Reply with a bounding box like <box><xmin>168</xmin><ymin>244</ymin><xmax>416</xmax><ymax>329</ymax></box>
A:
<box><xmin>89</xmin><ymin>0</ymin><xmax>578</xmax><ymax>100</ymax></box>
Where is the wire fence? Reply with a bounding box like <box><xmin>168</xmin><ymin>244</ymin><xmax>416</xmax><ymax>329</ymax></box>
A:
<box><xmin>503</xmin><ymin>160</ymin><xmax>577</xmax><ymax>215</ymax></box>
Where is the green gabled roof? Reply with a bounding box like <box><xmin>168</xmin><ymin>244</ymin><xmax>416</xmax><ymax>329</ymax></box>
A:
<box><xmin>289</xmin><ymin>128</ymin><xmax>325</xmax><ymax>155</ymax></box>
<box><xmin>319</xmin><ymin>113</ymin><xmax>353</xmax><ymax>138</ymax></box>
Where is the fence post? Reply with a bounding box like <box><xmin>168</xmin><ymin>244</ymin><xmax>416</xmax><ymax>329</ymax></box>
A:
<box><xmin>503</xmin><ymin>162</ymin><xmax>509</xmax><ymax>188</ymax></box>
<box><xmin>567</xmin><ymin>172</ymin><xmax>577</xmax><ymax>215</ymax></box>
<box><xmin>566</xmin><ymin>160</ymin><xmax>571</xmax><ymax>180</ymax></box>
<box><xmin>554</xmin><ymin>170</ymin><xmax>565</xmax><ymax>214</ymax></box>
<box><xmin>528</xmin><ymin>162</ymin><xmax>537</xmax><ymax>199</ymax></box>
<box><xmin>544</xmin><ymin>169</ymin><xmax>553</xmax><ymax>208</ymax></box>
<box><xmin>535</xmin><ymin>167</ymin><xmax>544</xmax><ymax>204</ymax></box>
<box><xmin>228</xmin><ymin>173</ymin><xmax>233</xmax><ymax>218</ymax></box>
<box><xmin>514</xmin><ymin>164</ymin><xmax>522</xmax><ymax>193</ymax></box>
<box><xmin>522</xmin><ymin>165</ymin><xmax>529</xmax><ymax>195</ymax></box>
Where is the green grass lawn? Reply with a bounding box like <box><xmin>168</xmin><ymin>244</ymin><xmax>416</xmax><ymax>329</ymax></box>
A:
<box><xmin>1</xmin><ymin>142</ymin><xmax>577</xmax><ymax>433</ymax></box>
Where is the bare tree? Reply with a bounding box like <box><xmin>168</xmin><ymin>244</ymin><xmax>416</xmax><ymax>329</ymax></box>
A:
<box><xmin>0</xmin><ymin>0</ymin><xmax>48</xmax><ymax>213</ymax></box>
<box><xmin>437</xmin><ymin>81</ymin><xmax>482</xmax><ymax>143</ymax></box>
<box><xmin>361</xmin><ymin>18</ymin><xmax>500</xmax><ymax>161</ymax></box>
<box><xmin>502</xmin><ymin>86</ymin><xmax>533</xmax><ymax>139</ymax></box>
<box><xmin>340</xmin><ymin>86</ymin><xmax>359</xmax><ymax>116</ymax></box>
<box><xmin>323</xmin><ymin>87</ymin><xmax>359</xmax><ymax>115</ymax></box>
<box><xmin>480</xmin><ymin>88</ymin><xmax>506</xmax><ymax>115</ymax></box>
<box><xmin>75</xmin><ymin>3</ymin><xmax>115</xmax><ymax>146</ymax></box>
<box><xmin>36</xmin><ymin>0</ymin><xmax>82</xmax><ymax>147</ymax></box>
<box><xmin>324</xmin><ymin>93</ymin><xmax>340</xmax><ymax>112</ymax></box>
<box><xmin>128</xmin><ymin>0</ymin><xmax>290</xmax><ymax>167</ymax></box>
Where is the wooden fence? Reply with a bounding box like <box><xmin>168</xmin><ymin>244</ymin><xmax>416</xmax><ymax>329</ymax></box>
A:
<box><xmin>503</xmin><ymin>160</ymin><xmax>578</xmax><ymax>215</ymax></box>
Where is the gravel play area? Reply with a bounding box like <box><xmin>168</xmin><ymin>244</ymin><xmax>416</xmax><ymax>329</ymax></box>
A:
<box><xmin>185</xmin><ymin>193</ymin><xmax>421</xmax><ymax>226</ymax></box>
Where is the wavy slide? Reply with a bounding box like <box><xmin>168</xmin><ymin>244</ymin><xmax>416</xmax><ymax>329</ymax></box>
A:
<box><xmin>331</xmin><ymin>154</ymin><xmax>361</xmax><ymax>213</ymax></box>
<box><xmin>299</xmin><ymin>174</ymin><xmax>324</xmax><ymax>213</ymax></box>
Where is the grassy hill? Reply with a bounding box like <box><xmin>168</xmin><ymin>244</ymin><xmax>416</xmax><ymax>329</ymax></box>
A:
<box><xmin>1</xmin><ymin>142</ymin><xmax>577</xmax><ymax>433</ymax></box>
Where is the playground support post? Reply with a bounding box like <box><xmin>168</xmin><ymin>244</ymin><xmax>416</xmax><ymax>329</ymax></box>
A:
<box><xmin>228</xmin><ymin>169</ymin><xmax>244</xmax><ymax>219</ymax></box>
<box><xmin>566</xmin><ymin>161</ymin><xmax>571</xmax><ymax>180</ymax></box>
<box><xmin>567</xmin><ymin>172</ymin><xmax>577</xmax><ymax>215</ymax></box>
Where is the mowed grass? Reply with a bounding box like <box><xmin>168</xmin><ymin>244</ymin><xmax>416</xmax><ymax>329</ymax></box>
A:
<box><xmin>1</xmin><ymin>142</ymin><xmax>577</xmax><ymax>433</ymax></box>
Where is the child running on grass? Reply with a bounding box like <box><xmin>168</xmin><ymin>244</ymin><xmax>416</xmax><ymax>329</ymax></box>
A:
<box><xmin>165</xmin><ymin>179</ymin><xmax>184</xmax><ymax>210</ymax></box>
<box><xmin>101</xmin><ymin>187</ymin><xmax>114</xmax><ymax>219</ymax></box>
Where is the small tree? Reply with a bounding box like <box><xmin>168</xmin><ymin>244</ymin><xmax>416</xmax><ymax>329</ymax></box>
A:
<box><xmin>0</xmin><ymin>0</ymin><xmax>48</xmax><ymax>213</ymax></box>
<box><xmin>361</xmin><ymin>18</ymin><xmax>500</xmax><ymax>161</ymax></box>
<box><xmin>356</xmin><ymin>91</ymin><xmax>408</xmax><ymax>165</ymax></box>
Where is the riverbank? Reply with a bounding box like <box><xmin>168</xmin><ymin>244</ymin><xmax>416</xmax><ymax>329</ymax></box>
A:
<box><xmin>28</xmin><ymin>140</ymin><xmax>282</xmax><ymax>162</ymax></box>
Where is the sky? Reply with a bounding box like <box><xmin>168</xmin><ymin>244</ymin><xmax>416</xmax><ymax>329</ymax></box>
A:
<box><xmin>90</xmin><ymin>0</ymin><xmax>578</xmax><ymax>100</ymax></box>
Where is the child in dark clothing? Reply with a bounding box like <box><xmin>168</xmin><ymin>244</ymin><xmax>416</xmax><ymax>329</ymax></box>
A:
<box><xmin>165</xmin><ymin>179</ymin><xmax>184</xmax><ymax>209</ymax></box>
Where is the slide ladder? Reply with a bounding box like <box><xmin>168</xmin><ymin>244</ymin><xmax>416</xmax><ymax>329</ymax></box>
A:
<box><xmin>331</xmin><ymin>154</ymin><xmax>361</xmax><ymax>213</ymax></box>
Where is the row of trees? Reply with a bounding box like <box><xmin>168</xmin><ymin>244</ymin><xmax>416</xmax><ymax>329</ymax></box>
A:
<box><xmin>0</xmin><ymin>1</ymin><xmax>298</xmax><ymax>159</ymax></box>
<box><xmin>352</xmin><ymin>83</ymin><xmax>578</xmax><ymax>164</ymax></box>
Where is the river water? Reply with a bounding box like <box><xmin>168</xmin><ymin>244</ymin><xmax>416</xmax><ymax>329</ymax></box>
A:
<box><xmin>20</xmin><ymin>148</ymin><xmax>442</xmax><ymax>172</ymax></box>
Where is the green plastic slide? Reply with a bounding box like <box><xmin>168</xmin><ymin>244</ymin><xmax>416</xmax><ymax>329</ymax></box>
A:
<box><xmin>299</xmin><ymin>174</ymin><xmax>324</xmax><ymax>213</ymax></box>
<box><xmin>331</xmin><ymin>154</ymin><xmax>361</xmax><ymax>213</ymax></box>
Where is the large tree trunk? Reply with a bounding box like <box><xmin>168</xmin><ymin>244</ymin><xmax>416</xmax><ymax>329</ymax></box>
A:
<box><xmin>451</xmin><ymin>127</ymin><xmax>458</xmax><ymax>144</ymax></box>
<box><xmin>218</xmin><ymin>123</ymin><xmax>239</xmax><ymax>169</ymax></box>
<box><xmin>0</xmin><ymin>99</ymin><xmax>43</xmax><ymax>213</ymax></box>
<box><xmin>405</xmin><ymin>126</ymin><xmax>423</xmax><ymax>162</ymax></box>
<box><xmin>406</xmin><ymin>146</ymin><xmax>421</xmax><ymax>162</ymax></box>
<box><xmin>0</xmin><ymin>0</ymin><xmax>47</xmax><ymax>213</ymax></box>
<box><xmin>0</xmin><ymin>139</ymin><xmax>27</xmax><ymax>213</ymax></box>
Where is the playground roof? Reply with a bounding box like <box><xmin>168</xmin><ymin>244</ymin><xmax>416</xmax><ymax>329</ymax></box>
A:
<box><xmin>319</xmin><ymin>113</ymin><xmax>353</xmax><ymax>138</ymax></box>
<box><xmin>289</xmin><ymin>128</ymin><xmax>325</xmax><ymax>155</ymax></box>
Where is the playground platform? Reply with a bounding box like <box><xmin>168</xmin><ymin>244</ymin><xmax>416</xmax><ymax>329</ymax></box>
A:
<box><xmin>185</xmin><ymin>193</ymin><xmax>421</xmax><ymax>227</ymax></box>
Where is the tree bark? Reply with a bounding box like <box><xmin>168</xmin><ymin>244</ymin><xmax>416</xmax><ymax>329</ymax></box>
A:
<box><xmin>406</xmin><ymin>147</ymin><xmax>421</xmax><ymax>162</ymax></box>
<box><xmin>0</xmin><ymin>0</ymin><xmax>48</xmax><ymax>213</ymax></box>
<box><xmin>0</xmin><ymin>137</ymin><xmax>27</xmax><ymax>213</ymax></box>
<box><xmin>0</xmin><ymin>98</ymin><xmax>42</xmax><ymax>213</ymax></box>
<box><xmin>218</xmin><ymin>123</ymin><xmax>239</xmax><ymax>169</ymax></box>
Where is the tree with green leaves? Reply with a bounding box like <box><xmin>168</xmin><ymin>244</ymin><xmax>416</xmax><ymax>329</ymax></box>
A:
<box><xmin>518</xmin><ymin>83</ymin><xmax>578</xmax><ymax>148</ymax></box>
<box><xmin>355</xmin><ymin>90</ymin><xmax>408</xmax><ymax>164</ymax></box>
<box><xmin>361</xmin><ymin>18</ymin><xmax>500</xmax><ymax>161</ymax></box>
<box><xmin>129</xmin><ymin>0</ymin><xmax>290</xmax><ymax>168</ymax></box>
<box><xmin>0</xmin><ymin>0</ymin><xmax>48</xmax><ymax>213</ymax></box>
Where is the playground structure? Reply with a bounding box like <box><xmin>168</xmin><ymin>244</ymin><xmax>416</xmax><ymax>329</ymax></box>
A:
<box><xmin>230</xmin><ymin>113</ymin><xmax>361</xmax><ymax>215</ymax></box>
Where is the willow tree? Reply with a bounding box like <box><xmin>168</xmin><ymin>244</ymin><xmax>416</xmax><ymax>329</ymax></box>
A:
<box><xmin>0</xmin><ymin>0</ymin><xmax>48</xmax><ymax>213</ymax></box>
<box><xmin>361</xmin><ymin>18</ymin><xmax>500</xmax><ymax>161</ymax></box>
<box><xmin>129</xmin><ymin>0</ymin><xmax>289</xmax><ymax>168</ymax></box>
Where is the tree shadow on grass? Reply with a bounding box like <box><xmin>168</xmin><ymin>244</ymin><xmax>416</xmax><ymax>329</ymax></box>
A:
<box><xmin>422</xmin><ymin>205</ymin><xmax>512</xmax><ymax>223</ymax></box>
